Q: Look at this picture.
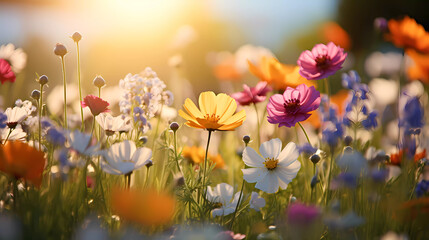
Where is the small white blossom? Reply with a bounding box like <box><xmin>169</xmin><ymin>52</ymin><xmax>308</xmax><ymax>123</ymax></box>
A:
<box><xmin>206</xmin><ymin>183</ymin><xmax>239</xmax><ymax>217</ymax></box>
<box><xmin>249</xmin><ymin>192</ymin><xmax>266</xmax><ymax>211</ymax></box>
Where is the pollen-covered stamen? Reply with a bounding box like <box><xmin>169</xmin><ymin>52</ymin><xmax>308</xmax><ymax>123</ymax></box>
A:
<box><xmin>212</xmin><ymin>202</ymin><xmax>223</xmax><ymax>208</ymax></box>
<box><xmin>283</xmin><ymin>98</ymin><xmax>301</xmax><ymax>114</ymax></box>
<box><xmin>315</xmin><ymin>55</ymin><xmax>331</xmax><ymax>70</ymax></box>
<box><xmin>263</xmin><ymin>158</ymin><xmax>279</xmax><ymax>170</ymax></box>
<box><xmin>205</xmin><ymin>113</ymin><xmax>220</xmax><ymax>123</ymax></box>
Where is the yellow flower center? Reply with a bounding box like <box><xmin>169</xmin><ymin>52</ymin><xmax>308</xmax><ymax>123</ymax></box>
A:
<box><xmin>212</xmin><ymin>202</ymin><xmax>223</xmax><ymax>208</ymax></box>
<box><xmin>263</xmin><ymin>158</ymin><xmax>279</xmax><ymax>170</ymax></box>
<box><xmin>205</xmin><ymin>113</ymin><xmax>220</xmax><ymax>123</ymax></box>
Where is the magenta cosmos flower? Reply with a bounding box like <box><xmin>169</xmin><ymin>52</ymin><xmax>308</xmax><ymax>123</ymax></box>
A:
<box><xmin>81</xmin><ymin>95</ymin><xmax>110</xmax><ymax>116</ymax></box>
<box><xmin>297</xmin><ymin>42</ymin><xmax>347</xmax><ymax>80</ymax></box>
<box><xmin>0</xmin><ymin>59</ymin><xmax>16</xmax><ymax>84</ymax></box>
<box><xmin>267</xmin><ymin>84</ymin><xmax>320</xmax><ymax>128</ymax></box>
<box><xmin>287</xmin><ymin>202</ymin><xmax>321</xmax><ymax>225</ymax></box>
<box><xmin>231</xmin><ymin>81</ymin><xmax>272</xmax><ymax>106</ymax></box>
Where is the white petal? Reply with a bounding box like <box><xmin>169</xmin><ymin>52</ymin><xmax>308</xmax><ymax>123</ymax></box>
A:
<box><xmin>110</xmin><ymin>140</ymin><xmax>136</xmax><ymax>162</ymax></box>
<box><xmin>132</xmin><ymin>147</ymin><xmax>152</xmax><ymax>169</ymax></box>
<box><xmin>242</xmin><ymin>168</ymin><xmax>267</xmax><ymax>183</ymax></box>
<box><xmin>242</xmin><ymin>147</ymin><xmax>265</xmax><ymax>167</ymax></box>
<box><xmin>216</xmin><ymin>183</ymin><xmax>233</xmax><ymax>204</ymax></box>
<box><xmin>259</xmin><ymin>138</ymin><xmax>282</xmax><ymax>159</ymax></box>
<box><xmin>100</xmin><ymin>160</ymin><xmax>122</xmax><ymax>175</ymax></box>
<box><xmin>276</xmin><ymin>161</ymin><xmax>301</xmax><ymax>184</ymax></box>
<box><xmin>255</xmin><ymin>172</ymin><xmax>280</xmax><ymax>194</ymax></box>
<box><xmin>277</xmin><ymin>142</ymin><xmax>299</xmax><ymax>167</ymax></box>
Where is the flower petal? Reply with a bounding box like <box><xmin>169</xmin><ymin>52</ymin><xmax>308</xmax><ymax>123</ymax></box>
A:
<box><xmin>242</xmin><ymin>147</ymin><xmax>265</xmax><ymax>167</ymax></box>
<box><xmin>259</xmin><ymin>138</ymin><xmax>282</xmax><ymax>159</ymax></box>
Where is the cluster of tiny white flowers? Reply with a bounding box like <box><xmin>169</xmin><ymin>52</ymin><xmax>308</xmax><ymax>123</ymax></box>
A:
<box><xmin>119</xmin><ymin>67</ymin><xmax>173</xmax><ymax>132</ymax></box>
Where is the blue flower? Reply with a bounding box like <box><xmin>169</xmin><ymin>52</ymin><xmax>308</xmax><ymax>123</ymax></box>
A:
<box><xmin>361</xmin><ymin>111</ymin><xmax>378</xmax><ymax>130</ymax></box>
<box><xmin>322</xmin><ymin>122</ymin><xmax>344</xmax><ymax>146</ymax></box>
<box><xmin>342</xmin><ymin>71</ymin><xmax>361</xmax><ymax>90</ymax></box>
<box><xmin>299</xmin><ymin>143</ymin><xmax>317</xmax><ymax>155</ymax></box>
<box><xmin>415</xmin><ymin>180</ymin><xmax>429</xmax><ymax>198</ymax></box>
<box><xmin>400</xmin><ymin>96</ymin><xmax>424</xmax><ymax>131</ymax></box>
<box><xmin>46</xmin><ymin>128</ymin><xmax>66</xmax><ymax>146</ymax></box>
<box><xmin>0</xmin><ymin>112</ymin><xmax>6</xmax><ymax>129</ymax></box>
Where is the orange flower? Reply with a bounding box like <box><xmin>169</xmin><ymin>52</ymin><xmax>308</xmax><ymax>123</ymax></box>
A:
<box><xmin>321</xmin><ymin>22</ymin><xmax>351</xmax><ymax>50</ymax></box>
<box><xmin>111</xmin><ymin>187</ymin><xmax>176</xmax><ymax>227</ymax></box>
<box><xmin>182</xmin><ymin>146</ymin><xmax>225</xmax><ymax>169</ymax></box>
<box><xmin>213</xmin><ymin>58</ymin><xmax>242</xmax><ymax>81</ymax></box>
<box><xmin>386</xmin><ymin>16</ymin><xmax>429</xmax><ymax>53</ymax></box>
<box><xmin>0</xmin><ymin>141</ymin><xmax>45</xmax><ymax>186</ymax></box>
<box><xmin>389</xmin><ymin>149</ymin><xmax>426</xmax><ymax>166</ymax></box>
<box><xmin>406</xmin><ymin>49</ymin><xmax>429</xmax><ymax>84</ymax></box>
<box><xmin>248</xmin><ymin>57</ymin><xmax>316</xmax><ymax>90</ymax></box>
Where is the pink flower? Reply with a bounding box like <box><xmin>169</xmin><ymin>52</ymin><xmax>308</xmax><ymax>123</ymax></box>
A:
<box><xmin>287</xmin><ymin>202</ymin><xmax>320</xmax><ymax>225</ymax></box>
<box><xmin>231</xmin><ymin>81</ymin><xmax>272</xmax><ymax>106</ymax></box>
<box><xmin>81</xmin><ymin>95</ymin><xmax>110</xmax><ymax>116</ymax></box>
<box><xmin>267</xmin><ymin>84</ymin><xmax>320</xmax><ymax>128</ymax></box>
<box><xmin>0</xmin><ymin>58</ymin><xmax>16</xmax><ymax>84</ymax></box>
<box><xmin>216</xmin><ymin>231</ymin><xmax>246</xmax><ymax>240</ymax></box>
<box><xmin>297</xmin><ymin>42</ymin><xmax>347</xmax><ymax>80</ymax></box>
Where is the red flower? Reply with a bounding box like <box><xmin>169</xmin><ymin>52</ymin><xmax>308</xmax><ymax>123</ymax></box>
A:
<box><xmin>81</xmin><ymin>95</ymin><xmax>110</xmax><ymax>116</ymax></box>
<box><xmin>0</xmin><ymin>59</ymin><xmax>16</xmax><ymax>84</ymax></box>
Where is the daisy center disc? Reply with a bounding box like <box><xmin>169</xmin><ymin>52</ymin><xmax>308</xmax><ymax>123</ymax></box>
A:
<box><xmin>263</xmin><ymin>158</ymin><xmax>279</xmax><ymax>170</ymax></box>
<box><xmin>212</xmin><ymin>202</ymin><xmax>223</xmax><ymax>208</ymax></box>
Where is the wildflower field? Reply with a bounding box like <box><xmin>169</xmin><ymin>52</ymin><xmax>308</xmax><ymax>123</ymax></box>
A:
<box><xmin>1</xmin><ymin>1</ymin><xmax>429</xmax><ymax>239</ymax></box>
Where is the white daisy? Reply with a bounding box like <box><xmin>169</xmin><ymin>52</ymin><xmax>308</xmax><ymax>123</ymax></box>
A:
<box><xmin>95</xmin><ymin>113</ymin><xmax>132</xmax><ymax>136</ymax></box>
<box><xmin>4</xmin><ymin>106</ymin><xmax>28</xmax><ymax>129</ymax></box>
<box><xmin>0</xmin><ymin>125</ymin><xmax>26</xmax><ymax>142</ymax></box>
<box><xmin>242</xmin><ymin>138</ymin><xmax>301</xmax><ymax>194</ymax></box>
<box><xmin>66</xmin><ymin>130</ymin><xmax>99</xmax><ymax>156</ymax></box>
<box><xmin>0</xmin><ymin>43</ymin><xmax>27</xmax><ymax>73</ymax></box>
<box><xmin>206</xmin><ymin>183</ymin><xmax>239</xmax><ymax>217</ymax></box>
<box><xmin>249</xmin><ymin>192</ymin><xmax>266</xmax><ymax>211</ymax></box>
<box><xmin>101</xmin><ymin>140</ymin><xmax>152</xmax><ymax>175</ymax></box>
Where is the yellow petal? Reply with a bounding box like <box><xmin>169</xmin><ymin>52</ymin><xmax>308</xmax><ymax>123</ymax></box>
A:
<box><xmin>178</xmin><ymin>109</ymin><xmax>195</xmax><ymax>121</ymax></box>
<box><xmin>199</xmin><ymin>91</ymin><xmax>216</xmax><ymax>116</ymax></box>
<box><xmin>183</xmin><ymin>98</ymin><xmax>203</xmax><ymax>119</ymax></box>
<box><xmin>218</xmin><ymin>120</ymin><xmax>244</xmax><ymax>131</ymax></box>
<box><xmin>248</xmin><ymin>59</ymin><xmax>267</xmax><ymax>82</ymax></box>
<box><xmin>196</xmin><ymin>117</ymin><xmax>223</xmax><ymax>130</ymax></box>
<box><xmin>220</xmin><ymin>109</ymin><xmax>246</xmax><ymax>125</ymax></box>
<box><xmin>216</xmin><ymin>93</ymin><xmax>237</xmax><ymax>121</ymax></box>
<box><xmin>185</xmin><ymin>121</ymin><xmax>205</xmax><ymax>129</ymax></box>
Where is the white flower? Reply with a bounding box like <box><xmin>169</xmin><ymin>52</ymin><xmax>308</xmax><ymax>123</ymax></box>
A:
<box><xmin>95</xmin><ymin>113</ymin><xmax>132</xmax><ymax>136</ymax></box>
<box><xmin>249</xmin><ymin>192</ymin><xmax>266</xmax><ymax>211</ymax></box>
<box><xmin>66</xmin><ymin>130</ymin><xmax>99</xmax><ymax>156</ymax></box>
<box><xmin>206</xmin><ymin>183</ymin><xmax>239</xmax><ymax>217</ymax></box>
<box><xmin>0</xmin><ymin>43</ymin><xmax>27</xmax><ymax>73</ymax></box>
<box><xmin>242</xmin><ymin>139</ymin><xmax>301</xmax><ymax>194</ymax></box>
<box><xmin>4</xmin><ymin>107</ymin><xmax>28</xmax><ymax>128</ymax></box>
<box><xmin>0</xmin><ymin>125</ymin><xmax>26</xmax><ymax>142</ymax></box>
<box><xmin>101</xmin><ymin>140</ymin><xmax>152</xmax><ymax>175</ymax></box>
<box><xmin>369</xmin><ymin>78</ymin><xmax>399</xmax><ymax>107</ymax></box>
<box><xmin>364</xmin><ymin>51</ymin><xmax>406</xmax><ymax>78</ymax></box>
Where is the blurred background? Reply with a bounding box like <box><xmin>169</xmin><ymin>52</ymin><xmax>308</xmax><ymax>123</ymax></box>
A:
<box><xmin>0</xmin><ymin>0</ymin><xmax>428</xmax><ymax>109</ymax></box>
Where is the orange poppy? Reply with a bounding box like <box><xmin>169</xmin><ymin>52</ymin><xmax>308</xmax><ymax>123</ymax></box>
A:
<box><xmin>0</xmin><ymin>141</ymin><xmax>45</xmax><ymax>187</ymax></box>
<box><xmin>386</xmin><ymin>16</ymin><xmax>429</xmax><ymax>53</ymax></box>
<box><xmin>182</xmin><ymin>146</ymin><xmax>225</xmax><ymax>169</ymax></box>
<box><xmin>248</xmin><ymin>57</ymin><xmax>316</xmax><ymax>91</ymax></box>
<box><xmin>111</xmin><ymin>187</ymin><xmax>176</xmax><ymax>227</ymax></box>
<box><xmin>390</xmin><ymin>149</ymin><xmax>426</xmax><ymax>166</ymax></box>
<box><xmin>321</xmin><ymin>22</ymin><xmax>351</xmax><ymax>50</ymax></box>
<box><xmin>406</xmin><ymin>49</ymin><xmax>429</xmax><ymax>84</ymax></box>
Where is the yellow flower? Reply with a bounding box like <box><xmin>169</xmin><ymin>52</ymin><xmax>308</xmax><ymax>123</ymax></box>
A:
<box><xmin>182</xmin><ymin>145</ymin><xmax>225</xmax><ymax>169</ymax></box>
<box><xmin>179</xmin><ymin>91</ymin><xmax>246</xmax><ymax>131</ymax></box>
<box><xmin>248</xmin><ymin>57</ymin><xmax>316</xmax><ymax>90</ymax></box>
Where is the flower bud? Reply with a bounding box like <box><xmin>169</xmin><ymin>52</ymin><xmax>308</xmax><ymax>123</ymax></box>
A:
<box><xmin>139</xmin><ymin>136</ymin><xmax>148</xmax><ymax>144</ymax></box>
<box><xmin>374</xmin><ymin>17</ymin><xmax>388</xmax><ymax>32</ymax></box>
<box><xmin>242</xmin><ymin>135</ymin><xmax>251</xmax><ymax>144</ymax></box>
<box><xmin>71</xmin><ymin>32</ymin><xmax>82</xmax><ymax>42</ymax></box>
<box><xmin>170</xmin><ymin>122</ymin><xmax>179</xmax><ymax>132</ymax></box>
<box><xmin>54</xmin><ymin>43</ymin><xmax>67</xmax><ymax>57</ymax></box>
<box><xmin>344</xmin><ymin>135</ymin><xmax>353</xmax><ymax>146</ymax></box>
<box><xmin>310</xmin><ymin>154</ymin><xmax>321</xmax><ymax>164</ymax></box>
<box><xmin>31</xmin><ymin>89</ymin><xmax>40</xmax><ymax>100</ymax></box>
<box><xmin>145</xmin><ymin>159</ymin><xmax>153</xmax><ymax>168</ymax></box>
<box><xmin>38</xmin><ymin>75</ymin><xmax>48</xmax><ymax>85</ymax></box>
<box><xmin>344</xmin><ymin>146</ymin><xmax>353</xmax><ymax>154</ymax></box>
<box><xmin>93</xmin><ymin>75</ymin><xmax>106</xmax><ymax>88</ymax></box>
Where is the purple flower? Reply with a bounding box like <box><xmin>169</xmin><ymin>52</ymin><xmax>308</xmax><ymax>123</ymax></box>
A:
<box><xmin>0</xmin><ymin>112</ymin><xmax>6</xmax><ymax>129</ymax></box>
<box><xmin>400</xmin><ymin>96</ymin><xmax>424</xmax><ymax>131</ymax></box>
<box><xmin>231</xmin><ymin>81</ymin><xmax>272</xmax><ymax>106</ymax></box>
<box><xmin>299</xmin><ymin>143</ymin><xmax>317</xmax><ymax>155</ymax></box>
<box><xmin>297</xmin><ymin>42</ymin><xmax>347</xmax><ymax>80</ymax></box>
<box><xmin>416</xmin><ymin>180</ymin><xmax>429</xmax><ymax>198</ymax></box>
<box><xmin>287</xmin><ymin>202</ymin><xmax>320</xmax><ymax>225</ymax></box>
<box><xmin>322</xmin><ymin>122</ymin><xmax>344</xmax><ymax>146</ymax></box>
<box><xmin>341</xmin><ymin>70</ymin><xmax>361</xmax><ymax>90</ymax></box>
<box><xmin>46</xmin><ymin>127</ymin><xmax>66</xmax><ymax>146</ymax></box>
<box><xmin>267</xmin><ymin>84</ymin><xmax>321</xmax><ymax>128</ymax></box>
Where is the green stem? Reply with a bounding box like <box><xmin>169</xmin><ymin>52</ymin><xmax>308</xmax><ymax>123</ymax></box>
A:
<box><xmin>230</xmin><ymin>180</ymin><xmax>245</xmax><ymax>229</ymax></box>
<box><xmin>125</xmin><ymin>172</ymin><xmax>132</xmax><ymax>189</ymax></box>
<box><xmin>200</xmin><ymin>130</ymin><xmax>213</xmax><ymax>206</ymax></box>
<box><xmin>60</xmin><ymin>56</ymin><xmax>68</xmax><ymax>129</ymax></box>
<box><xmin>90</xmin><ymin>116</ymin><xmax>96</xmax><ymax>137</ymax></box>
<box><xmin>152</xmin><ymin>104</ymin><xmax>164</xmax><ymax>149</ymax></box>
<box><xmin>253</xmin><ymin>103</ymin><xmax>261</xmax><ymax>147</ymax></box>
<box><xmin>76</xmin><ymin>42</ymin><xmax>84</xmax><ymax>131</ymax></box>
<box><xmin>297</xmin><ymin>122</ymin><xmax>312</xmax><ymax>145</ymax></box>
<box><xmin>324</xmin><ymin>77</ymin><xmax>330</xmax><ymax>97</ymax></box>
<box><xmin>325</xmin><ymin>147</ymin><xmax>335</xmax><ymax>205</ymax></box>
<box><xmin>3</xmin><ymin>128</ymin><xmax>13</xmax><ymax>144</ymax></box>
<box><xmin>38</xmin><ymin>84</ymin><xmax>44</xmax><ymax>151</ymax></box>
